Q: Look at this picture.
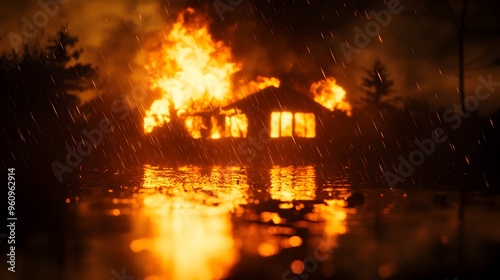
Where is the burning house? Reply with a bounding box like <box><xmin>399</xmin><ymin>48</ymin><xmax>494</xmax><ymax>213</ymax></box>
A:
<box><xmin>180</xmin><ymin>85</ymin><xmax>332</xmax><ymax>140</ymax></box>
<box><xmin>146</xmin><ymin>84</ymin><xmax>346</xmax><ymax>165</ymax></box>
<box><xmin>142</xmin><ymin>9</ymin><xmax>351</xmax><ymax>164</ymax></box>
<box><xmin>220</xmin><ymin>85</ymin><xmax>332</xmax><ymax>140</ymax></box>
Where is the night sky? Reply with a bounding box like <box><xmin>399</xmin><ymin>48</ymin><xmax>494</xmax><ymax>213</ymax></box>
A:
<box><xmin>1</xmin><ymin>0</ymin><xmax>500</xmax><ymax>112</ymax></box>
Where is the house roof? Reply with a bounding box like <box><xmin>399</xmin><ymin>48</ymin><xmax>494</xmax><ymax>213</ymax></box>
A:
<box><xmin>222</xmin><ymin>86</ymin><xmax>332</xmax><ymax>115</ymax></box>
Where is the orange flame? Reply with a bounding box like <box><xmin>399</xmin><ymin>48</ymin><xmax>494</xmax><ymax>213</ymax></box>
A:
<box><xmin>143</xmin><ymin>8</ymin><xmax>239</xmax><ymax>133</ymax></box>
<box><xmin>143</xmin><ymin>9</ymin><xmax>279</xmax><ymax>134</ymax></box>
<box><xmin>144</xmin><ymin>99</ymin><xmax>171</xmax><ymax>134</ymax></box>
<box><xmin>310</xmin><ymin>77</ymin><xmax>352</xmax><ymax>116</ymax></box>
<box><xmin>237</xmin><ymin>76</ymin><xmax>280</xmax><ymax>96</ymax></box>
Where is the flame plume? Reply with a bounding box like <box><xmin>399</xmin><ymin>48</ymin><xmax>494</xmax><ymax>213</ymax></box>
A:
<box><xmin>143</xmin><ymin>9</ymin><xmax>280</xmax><ymax>134</ymax></box>
<box><xmin>310</xmin><ymin>77</ymin><xmax>352</xmax><ymax>116</ymax></box>
<box><xmin>143</xmin><ymin>8</ymin><xmax>241</xmax><ymax>133</ymax></box>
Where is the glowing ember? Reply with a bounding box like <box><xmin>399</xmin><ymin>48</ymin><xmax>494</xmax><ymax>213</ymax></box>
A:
<box><xmin>310</xmin><ymin>77</ymin><xmax>352</xmax><ymax>116</ymax></box>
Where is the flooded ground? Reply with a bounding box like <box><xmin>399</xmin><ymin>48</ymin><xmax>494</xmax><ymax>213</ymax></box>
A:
<box><xmin>3</xmin><ymin>165</ymin><xmax>500</xmax><ymax>280</ymax></box>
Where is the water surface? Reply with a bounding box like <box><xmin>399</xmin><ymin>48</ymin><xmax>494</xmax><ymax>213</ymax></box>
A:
<box><xmin>5</xmin><ymin>165</ymin><xmax>500</xmax><ymax>280</ymax></box>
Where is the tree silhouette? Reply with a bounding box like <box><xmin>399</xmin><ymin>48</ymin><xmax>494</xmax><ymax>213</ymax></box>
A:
<box><xmin>0</xmin><ymin>27</ymin><xmax>97</xmax><ymax>178</ymax></box>
<box><xmin>360</xmin><ymin>60</ymin><xmax>399</xmax><ymax>111</ymax></box>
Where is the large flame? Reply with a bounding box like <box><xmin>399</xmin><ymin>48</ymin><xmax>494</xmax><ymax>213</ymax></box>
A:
<box><xmin>143</xmin><ymin>9</ymin><xmax>279</xmax><ymax>134</ymax></box>
<box><xmin>143</xmin><ymin>8</ymin><xmax>239</xmax><ymax>133</ymax></box>
<box><xmin>310</xmin><ymin>77</ymin><xmax>352</xmax><ymax>116</ymax></box>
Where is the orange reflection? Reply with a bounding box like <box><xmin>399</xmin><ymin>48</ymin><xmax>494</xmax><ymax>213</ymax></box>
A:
<box><xmin>258</xmin><ymin>242</ymin><xmax>278</xmax><ymax>257</ymax></box>
<box><xmin>234</xmin><ymin>166</ymin><xmax>347</xmax><ymax>264</ymax></box>
<box><xmin>270</xmin><ymin>166</ymin><xmax>316</xmax><ymax>201</ymax></box>
<box><xmin>134</xmin><ymin>165</ymin><xmax>247</xmax><ymax>280</ymax></box>
<box><xmin>289</xmin><ymin>236</ymin><xmax>303</xmax><ymax>247</ymax></box>
<box><xmin>317</xmin><ymin>199</ymin><xmax>347</xmax><ymax>236</ymax></box>
<box><xmin>136</xmin><ymin>165</ymin><xmax>348</xmax><ymax>279</ymax></box>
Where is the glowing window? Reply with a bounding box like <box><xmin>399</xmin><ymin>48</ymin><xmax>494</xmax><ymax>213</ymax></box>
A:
<box><xmin>271</xmin><ymin>112</ymin><xmax>316</xmax><ymax>138</ymax></box>
<box><xmin>281</xmin><ymin>112</ymin><xmax>293</xmax><ymax>137</ymax></box>
<box><xmin>294</xmin><ymin>113</ymin><xmax>316</xmax><ymax>138</ymax></box>
<box><xmin>271</xmin><ymin>112</ymin><xmax>280</xmax><ymax>138</ymax></box>
<box><xmin>225</xmin><ymin>114</ymin><xmax>248</xmax><ymax>138</ymax></box>
<box><xmin>305</xmin><ymin>113</ymin><xmax>315</xmax><ymax>138</ymax></box>
<box><xmin>295</xmin><ymin>113</ymin><xmax>306</xmax><ymax>137</ymax></box>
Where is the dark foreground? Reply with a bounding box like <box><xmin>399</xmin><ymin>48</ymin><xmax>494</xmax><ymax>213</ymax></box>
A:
<box><xmin>2</xmin><ymin>165</ymin><xmax>500</xmax><ymax>280</ymax></box>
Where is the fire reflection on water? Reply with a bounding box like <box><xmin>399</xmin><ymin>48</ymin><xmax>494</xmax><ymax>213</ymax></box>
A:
<box><xmin>131</xmin><ymin>165</ymin><xmax>347</xmax><ymax>279</ymax></box>
<box><xmin>12</xmin><ymin>163</ymin><xmax>499</xmax><ymax>280</ymax></box>
<box><xmin>270</xmin><ymin>166</ymin><xmax>316</xmax><ymax>201</ymax></box>
<box><xmin>133</xmin><ymin>165</ymin><xmax>247</xmax><ymax>280</ymax></box>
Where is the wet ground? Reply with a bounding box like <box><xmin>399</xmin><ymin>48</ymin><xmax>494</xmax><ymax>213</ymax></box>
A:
<box><xmin>2</xmin><ymin>165</ymin><xmax>500</xmax><ymax>280</ymax></box>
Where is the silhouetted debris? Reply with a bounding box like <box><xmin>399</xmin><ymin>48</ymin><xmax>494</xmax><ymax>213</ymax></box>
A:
<box><xmin>345</xmin><ymin>192</ymin><xmax>364</xmax><ymax>208</ymax></box>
